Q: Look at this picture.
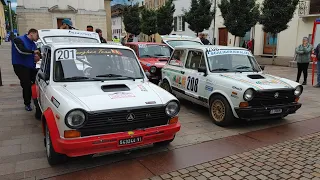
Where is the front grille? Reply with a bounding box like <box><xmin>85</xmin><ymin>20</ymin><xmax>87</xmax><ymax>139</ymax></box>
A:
<box><xmin>79</xmin><ymin>106</ymin><xmax>169</xmax><ymax>136</ymax></box>
<box><xmin>248</xmin><ymin>89</ymin><xmax>295</xmax><ymax>107</ymax></box>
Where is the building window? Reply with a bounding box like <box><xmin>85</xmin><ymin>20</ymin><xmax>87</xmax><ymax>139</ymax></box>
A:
<box><xmin>154</xmin><ymin>0</ymin><xmax>158</xmax><ymax>8</ymax></box>
<box><xmin>177</xmin><ymin>16</ymin><xmax>183</xmax><ymax>31</ymax></box>
<box><xmin>112</xmin><ymin>21</ymin><xmax>115</xmax><ymax>25</ymax></box>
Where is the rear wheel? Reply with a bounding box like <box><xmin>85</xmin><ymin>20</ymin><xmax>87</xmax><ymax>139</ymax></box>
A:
<box><xmin>209</xmin><ymin>95</ymin><xmax>235</xmax><ymax>127</ymax></box>
<box><xmin>45</xmin><ymin>124</ymin><xmax>67</xmax><ymax>165</ymax></box>
<box><xmin>160</xmin><ymin>80</ymin><xmax>172</xmax><ymax>94</ymax></box>
<box><xmin>33</xmin><ymin>99</ymin><xmax>41</xmax><ymax>120</ymax></box>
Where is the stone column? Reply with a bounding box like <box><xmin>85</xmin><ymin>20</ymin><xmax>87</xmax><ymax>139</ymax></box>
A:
<box><xmin>104</xmin><ymin>0</ymin><xmax>112</xmax><ymax>41</ymax></box>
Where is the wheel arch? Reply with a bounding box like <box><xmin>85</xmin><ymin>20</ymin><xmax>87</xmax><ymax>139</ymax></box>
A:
<box><xmin>208</xmin><ymin>90</ymin><xmax>239</xmax><ymax>118</ymax></box>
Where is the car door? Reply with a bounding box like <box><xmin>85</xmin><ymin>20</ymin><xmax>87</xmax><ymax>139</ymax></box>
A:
<box><xmin>183</xmin><ymin>50</ymin><xmax>208</xmax><ymax>104</ymax></box>
<box><xmin>165</xmin><ymin>49</ymin><xmax>188</xmax><ymax>94</ymax></box>
<box><xmin>38</xmin><ymin>48</ymin><xmax>52</xmax><ymax>110</ymax></box>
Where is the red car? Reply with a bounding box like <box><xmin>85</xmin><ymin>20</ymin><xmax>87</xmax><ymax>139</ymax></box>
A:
<box><xmin>125</xmin><ymin>42</ymin><xmax>171</xmax><ymax>84</ymax></box>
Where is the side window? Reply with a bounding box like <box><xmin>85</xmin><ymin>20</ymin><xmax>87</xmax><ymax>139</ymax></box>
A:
<box><xmin>44</xmin><ymin>49</ymin><xmax>51</xmax><ymax>78</ymax></box>
<box><xmin>40</xmin><ymin>48</ymin><xmax>47</xmax><ymax>71</ymax></box>
<box><xmin>185</xmin><ymin>50</ymin><xmax>204</xmax><ymax>70</ymax></box>
<box><xmin>168</xmin><ymin>49</ymin><xmax>187</xmax><ymax>67</ymax></box>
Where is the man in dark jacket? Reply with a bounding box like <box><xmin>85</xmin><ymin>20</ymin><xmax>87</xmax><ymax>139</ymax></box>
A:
<box><xmin>199</xmin><ymin>33</ymin><xmax>211</xmax><ymax>45</ymax></box>
<box><xmin>12</xmin><ymin>28</ymin><xmax>40</xmax><ymax>111</ymax></box>
<box><xmin>59</xmin><ymin>19</ymin><xmax>74</xmax><ymax>29</ymax></box>
<box><xmin>95</xmin><ymin>28</ymin><xmax>106</xmax><ymax>43</ymax></box>
<box><xmin>314</xmin><ymin>43</ymin><xmax>320</xmax><ymax>87</ymax></box>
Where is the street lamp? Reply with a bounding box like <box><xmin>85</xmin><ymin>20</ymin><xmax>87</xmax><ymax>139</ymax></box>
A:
<box><xmin>7</xmin><ymin>0</ymin><xmax>14</xmax><ymax>40</ymax></box>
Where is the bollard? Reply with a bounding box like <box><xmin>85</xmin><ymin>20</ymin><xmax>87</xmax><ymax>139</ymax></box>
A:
<box><xmin>0</xmin><ymin>67</ymin><xmax>2</xmax><ymax>86</ymax></box>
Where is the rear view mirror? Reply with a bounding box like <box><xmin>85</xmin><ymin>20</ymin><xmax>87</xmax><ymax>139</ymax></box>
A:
<box><xmin>260</xmin><ymin>65</ymin><xmax>265</xmax><ymax>71</ymax></box>
<box><xmin>38</xmin><ymin>72</ymin><xmax>49</xmax><ymax>81</ymax></box>
<box><xmin>198</xmin><ymin>67</ymin><xmax>207</xmax><ymax>76</ymax></box>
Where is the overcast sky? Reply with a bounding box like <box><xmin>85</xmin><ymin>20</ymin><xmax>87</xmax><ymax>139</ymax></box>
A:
<box><xmin>6</xmin><ymin>0</ymin><xmax>17</xmax><ymax>11</ymax></box>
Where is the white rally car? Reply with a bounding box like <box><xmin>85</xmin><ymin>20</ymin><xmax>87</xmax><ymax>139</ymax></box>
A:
<box><xmin>161</xmin><ymin>35</ymin><xmax>203</xmax><ymax>54</ymax></box>
<box><xmin>33</xmin><ymin>43</ymin><xmax>181</xmax><ymax>165</ymax></box>
<box><xmin>35</xmin><ymin>29</ymin><xmax>101</xmax><ymax>69</ymax></box>
<box><xmin>160</xmin><ymin>45</ymin><xmax>303</xmax><ymax>126</ymax></box>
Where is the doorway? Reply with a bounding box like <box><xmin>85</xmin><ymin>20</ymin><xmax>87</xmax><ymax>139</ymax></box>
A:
<box><xmin>263</xmin><ymin>32</ymin><xmax>277</xmax><ymax>54</ymax></box>
<box><xmin>218</xmin><ymin>28</ymin><xmax>228</xmax><ymax>46</ymax></box>
<box><xmin>57</xmin><ymin>18</ymin><xmax>71</xmax><ymax>29</ymax></box>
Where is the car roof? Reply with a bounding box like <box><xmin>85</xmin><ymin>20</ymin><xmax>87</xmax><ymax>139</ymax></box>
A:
<box><xmin>126</xmin><ymin>42</ymin><xmax>166</xmax><ymax>45</ymax></box>
<box><xmin>46</xmin><ymin>43</ymin><xmax>132</xmax><ymax>50</ymax></box>
<box><xmin>174</xmin><ymin>45</ymin><xmax>247</xmax><ymax>51</ymax></box>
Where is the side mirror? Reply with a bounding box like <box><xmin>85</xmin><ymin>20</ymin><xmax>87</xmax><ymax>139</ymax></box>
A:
<box><xmin>260</xmin><ymin>65</ymin><xmax>265</xmax><ymax>71</ymax></box>
<box><xmin>198</xmin><ymin>66</ymin><xmax>207</xmax><ymax>76</ymax></box>
<box><xmin>38</xmin><ymin>72</ymin><xmax>49</xmax><ymax>81</ymax></box>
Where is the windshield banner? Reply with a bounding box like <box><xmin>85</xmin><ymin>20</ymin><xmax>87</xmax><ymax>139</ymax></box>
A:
<box><xmin>76</xmin><ymin>49</ymin><xmax>123</xmax><ymax>56</ymax></box>
<box><xmin>55</xmin><ymin>48</ymin><xmax>124</xmax><ymax>61</ymax></box>
<box><xmin>207</xmin><ymin>49</ymin><xmax>253</xmax><ymax>57</ymax></box>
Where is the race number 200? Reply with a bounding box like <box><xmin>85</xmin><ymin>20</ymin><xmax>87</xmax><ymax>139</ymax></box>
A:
<box><xmin>56</xmin><ymin>49</ymin><xmax>76</xmax><ymax>60</ymax></box>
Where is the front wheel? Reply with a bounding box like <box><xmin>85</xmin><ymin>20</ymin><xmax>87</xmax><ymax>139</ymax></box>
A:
<box><xmin>45</xmin><ymin>124</ymin><xmax>67</xmax><ymax>165</ymax></box>
<box><xmin>209</xmin><ymin>95</ymin><xmax>235</xmax><ymax>127</ymax></box>
<box><xmin>160</xmin><ymin>80</ymin><xmax>172</xmax><ymax>94</ymax></box>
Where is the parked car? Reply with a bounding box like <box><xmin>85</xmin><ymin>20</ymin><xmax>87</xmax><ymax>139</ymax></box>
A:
<box><xmin>160</xmin><ymin>45</ymin><xmax>303</xmax><ymax>126</ymax></box>
<box><xmin>33</xmin><ymin>43</ymin><xmax>181</xmax><ymax>165</ymax></box>
<box><xmin>161</xmin><ymin>35</ymin><xmax>203</xmax><ymax>54</ymax></box>
<box><xmin>125</xmin><ymin>42</ymin><xmax>171</xmax><ymax>84</ymax></box>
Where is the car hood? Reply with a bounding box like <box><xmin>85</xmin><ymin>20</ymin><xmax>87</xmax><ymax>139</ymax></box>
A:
<box><xmin>57</xmin><ymin>80</ymin><xmax>164</xmax><ymax>111</ymax></box>
<box><xmin>219</xmin><ymin>73</ymin><xmax>297</xmax><ymax>90</ymax></box>
<box><xmin>139</xmin><ymin>57</ymin><xmax>169</xmax><ymax>67</ymax></box>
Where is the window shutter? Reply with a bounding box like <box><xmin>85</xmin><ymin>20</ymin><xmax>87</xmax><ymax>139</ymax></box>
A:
<box><xmin>182</xmin><ymin>16</ymin><xmax>185</xmax><ymax>31</ymax></box>
<box><xmin>174</xmin><ymin>16</ymin><xmax>177</xmax><ymax>31</ymax></box>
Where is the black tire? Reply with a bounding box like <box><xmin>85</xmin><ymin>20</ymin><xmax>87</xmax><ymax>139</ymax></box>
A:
<box><xmin>154</xmin><ymin>135</ymin><xmax>175</xmax><ymax>146</ymax></box>
<box><xmin>45</xmin><ymin>124</ymin><xmax>67</xmax><ymax>165</ymax></box>
<box><xmin>209</xmin><ymin>95</ymin><xmax>235</xmax><ymax>127</ymax></box>
<box><xmin>160</xmin><ymin>79</ymin><xmax>172</xmax><ymax>94</ymax></box>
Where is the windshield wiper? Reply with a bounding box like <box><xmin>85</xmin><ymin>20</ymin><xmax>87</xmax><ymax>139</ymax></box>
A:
<box><xmin>62</xmin><ymin>76</ymin><xmax>102</xmax><ymax>81</ymax></box>
<box><xmin>211</xmin><ymin>68</ymin><xmax>230</xmax><ymax>72</ymax></box>
<box><xmin>235</xmin><ymin>66</ymin><xmax>251</xmax><ymax>69</ymax></box>
<box><xmin>154</xmin><ymin>54</ymin><xmax>168</xmax><ymax>57</ymax></box>
<box><xmin>96</xmin><ymin>74</ymin><xmax>137</xmax><ymax>81</ymax></box>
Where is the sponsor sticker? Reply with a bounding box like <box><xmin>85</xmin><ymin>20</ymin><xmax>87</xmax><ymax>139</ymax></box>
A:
<box><xmin>108</xmin><ymin>92</ymin><xmax>135</xmax><ymax>99</ymax></box>
<box><xmin>232</xmin><ymin>86</ymin><xmax>242</xmax><ymax>91</ymax></box>
<box><xmin>205</xmin><ymin>85</ymin><xmax>213</xmax><ymax>92</ymax></box>
<box><xmin>138</xmin><ymin>44</ymin><xmax>147</xmax><ymax>48</ymax></box>
<box><xmin>51</xmin><ymin>96</ymin><xmax>60</xmax><ymax>108</ymax></box>
<box><xmin>145</xmin><ymin>101</ymin><xmax>156</xmax><ymax>104</ymax></box>
<box><xmin>155</xmin><ymin>62</ymin><xmax>167</xmax><ymax>66</ymax></box>
<box><xmin>138</xmin><ymin>84</ymin><xmax>148</xmax><ymax>91</ymax></box>
<box><xmin>207</xmin><ymin>50</ymin><xmax>252</xmax><ymax>57</ymax></box>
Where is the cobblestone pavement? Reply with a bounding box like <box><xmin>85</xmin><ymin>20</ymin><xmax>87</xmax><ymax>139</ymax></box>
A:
<box><xmin>147</xmin><ymin>132</ymin><xmax>320</xmax><ymax>180</ymax></box>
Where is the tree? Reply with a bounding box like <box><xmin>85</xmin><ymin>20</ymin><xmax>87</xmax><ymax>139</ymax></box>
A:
<box><xmin>140</xmin><ymin>7</ymin><xmax>157</xmax><ymax>38</ymax></box>
<box><xmin>183</xmin><ymin>0</ymin><xmax>214</xmax><ymax>36</ymax></box>
<box><xmin>218</xmin><ymin>0</ymin><xmax>260</xmax><ymax>46</ymax></box>
<box><xmin>4</xmin><ymin>5</ymin><xmax>17</xmax><ymax>30</ymax></box>
<box><xmin>123</xmin><ymin>4</ymin><xmax>141</xmax><ymax>35</ymax></box>
<box><xmin>156</xmin><ymin>0</ymin><xmax>175</xmax><ymax>35</ymax></box>
<box><xmin>259</xmin><ymin>0</ymin><xmax>299</xmax><ymax>61</ymax></box>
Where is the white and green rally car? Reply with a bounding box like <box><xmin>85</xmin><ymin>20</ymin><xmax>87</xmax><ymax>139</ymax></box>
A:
<box><xmin>160</xmin><ymin>45</ymin><xmax>303</xmax><ymax>126</ymax></box>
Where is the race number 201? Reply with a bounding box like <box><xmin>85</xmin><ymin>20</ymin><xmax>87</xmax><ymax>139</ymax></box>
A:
<box><xmin>186</xmin><ymin>76</ymin><xmax>199</xmax><ymax>92</ymax></box>
<box><xmin>56</xmin><ymin>49</ymin><xmax>76</xmax><ymax>60</ymax></box>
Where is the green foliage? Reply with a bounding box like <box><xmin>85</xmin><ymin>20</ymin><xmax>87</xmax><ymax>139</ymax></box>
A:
<box><xmin>140</xmin><ymin>7</ymin><xmax>157</xmax><ymax>36</ymax></box>
<box><xmin>123</xmin><ymin>4</ymin><xmax>141</xmax><ymax>35</ymax></box>
<box><xmin>156</xmin><ymin>0</ymin><xmax>175</xmax><ymax>35</ymax></box>
<box><xmin>219</xmin><ymin>0</ymin><xmax>260</xmax><ymax>38</ymax></box>
<box><xmin>259</xmin><ymin>0</ymin><xmax>299</xmax><ymax>35</ymax></box>
<box><xmin>4</xmin><ymin>5</ymin><xmax>17</xmax><ymax>30</ymax></box>
<box><xmin>183</xmin><ymin>0</ymin><xmax>214</xmax><ymax>35</ymax></box>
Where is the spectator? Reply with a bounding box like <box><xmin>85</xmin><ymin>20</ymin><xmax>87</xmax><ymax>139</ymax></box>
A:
<box><xmin>95</xmin><ymin>29</ymin><xmax>106</xmax><ymax>43</ymax></box>
<box><xmin>121</xmin><ymin>35</ymin><xmax>127</xmax><ymax>45</ymax></box>
<box><xmin>12</xmin><ymin>28</ymin><xmax>40</xmax><ymax>111</ymax></box>
<box><xmin>199</xmin><ymin>33</ymin><xmax>211</xmax><ymax>45</ymax></box>
<box><xmin>87</xmin><ymin>25</ymin><xmax>94</xmax><ymax>32</ymax></box>
<box><xmin>59</xmin><ymin>19</ymin><xmax>73</xmax><ymax>29</ymax></box>
<box><xmin>112</xmin><ymin>36</ymin><xmax>120</xmax><ymax>43</ymax></box>
<box><xmin>314</xmin><ymin>42</ymin><xmax>320</xmax><ymax>87</ymax></box>
<box><xmin>127</xmin><ymin>34</ymin><xmax>133</xmax><ymax>42</ymax></box>
<box><xmin>295</xmin><ymin>37</ymin><xmax>312</xmax><ymax>85</ymax></box>
<box><xmin>247</xmin><ymin>39</ymin><xmax>253</xmax><ymax>52</ymax></box>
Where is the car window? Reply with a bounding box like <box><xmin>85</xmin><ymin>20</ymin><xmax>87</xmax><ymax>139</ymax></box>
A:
<box><xmin>185</xmin><ymin>50</ymin><xmax>204</xmax><ymax>70</ymax></box>
<box><xmin>138</xmin><ymin>44</ymin><xmax>171</xmax><ymax>58</ymax></box>
<box><xmin>40</xmin><ymin>48</ymin><xmax>47</xmax><ymax>71</ymax></box>
<box><xmin>53</xmin><ymin>48</ymin><xmax>144</xmax><ymax>82</ymax></box>
<box><xmin>168</xmin><ymin>49</ymin><xmax>187</xmax><ymax>67</ymax></box>
<box><xmin>44</xmin><ymin>49</ymin><xmax>51</xmax><ymax>78</ymax></box>
<box><xmin>43</xmin><ymin>36</ymin><xmax>99</xmax><ymax>44</ymax></box>
<box><xmin>166</xmin><ymin>40</ymin><xmax>202</xmax><ymax>48</ymax></box>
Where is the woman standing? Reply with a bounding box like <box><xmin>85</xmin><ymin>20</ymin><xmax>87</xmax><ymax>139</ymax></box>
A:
<box><xmin>295</xmin><ymin>37</ymin><xmax>312</xmax><ymax>85</ymax></box>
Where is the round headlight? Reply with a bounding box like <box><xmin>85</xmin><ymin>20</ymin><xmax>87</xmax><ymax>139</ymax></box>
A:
<box><xmin>165</xmin><ymin>101</ymin><xmax>180</xmax><ymax>117</ymax></box>
<box><xmin>294</xmin><ymin>85</ymin><xmax>303</xmax><ymax>97</ymax></box>
<box><xmin>150</xmin><ymin>66</ymin><xmax>157</xmax><ymax>74</ymax></box>
<box><xmin>243</xmin><ymin>88</ymin><xmax>255</xmax><ymax>101</ymax></box>
<box><xmin>65</xmin><ymin>109</ymin><xmax>86</xmax><ymax>129</ymax></box>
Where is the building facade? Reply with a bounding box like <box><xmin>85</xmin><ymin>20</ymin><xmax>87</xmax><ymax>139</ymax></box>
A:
<box><xmin>172</xmin><ymin>0</ymin><xmax>320</xmax><ymax>58</ymax></box>
<box><xmin>16</xmin><ymin>0</ymin><xmax>112</xmax><ymax>39</ymax></box>
<box><xmin>143</xmin><ymin>0</ymin><xmax>165</xmax><ymax>42</ymax></box>
<box><xmin>0</xmin><ymin>0</ymin><xmax>6</xmax><ymax>39</ymax></box>
<box><xmin>111</xmin><ymin>4</ymin><xmax>125</xmax><ymax>39</ymax></box>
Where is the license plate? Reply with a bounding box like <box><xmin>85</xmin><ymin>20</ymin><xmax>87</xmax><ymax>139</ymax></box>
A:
<box><xmin>119</xmin><ymin>137</ymin><xmax>142</xmax><ymax>145</ymax></box>
<box><xmin>270</xmin><ymin>109</ymin><xmax>282</xmax><ymax>114</ymax></box>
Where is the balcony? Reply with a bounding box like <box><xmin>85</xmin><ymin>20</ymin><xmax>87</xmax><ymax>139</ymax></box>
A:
<box><xmin>298</xmin><ymin>0</ymin><xmax>320</xmax><ymax>18</ymax></box>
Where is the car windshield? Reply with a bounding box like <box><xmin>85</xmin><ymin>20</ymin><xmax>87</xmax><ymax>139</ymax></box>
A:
<box><xmin>53</xmin><ymin>48</ymin><xmax>144</xmax><ymax>82</ymax></box>
<box><xmin>166</xmin><ymin>40</ymin><xmax>202</xmax><ymax>48</ymax></box>
<box><xmin>43</xmin><ymin>36</ymin><xmax>99</xmax><ymax>44</ymax></box>
<box><xmin>138</xmin><ymin>44</ymin><xmax>171</xmax><ymax>58</ymax></box>
<box><xmin>206</xmin><ymin>49</ymin><xmax>260</xmax><ymax>72</ymax></box>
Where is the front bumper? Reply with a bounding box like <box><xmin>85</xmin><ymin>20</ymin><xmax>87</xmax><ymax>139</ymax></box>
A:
<box><xmin>235</xmin><ymin>103</ymin><xmax>302</xmax><ymax>121</ymax></box>
<box><xmin>54</xmin><ymin>122</ymin><xmax>180</xmax><ymax>157</ymax></box>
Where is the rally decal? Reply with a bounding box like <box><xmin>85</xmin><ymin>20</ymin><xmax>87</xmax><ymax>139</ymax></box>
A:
<box><xmin>108</xmin><ymin>92</ymin><xmax>135</xmax><ymax>99</ymax></box>
<box><xmin>51</xmin><ymin>96</ymin><xmax>60</xmax><ymax>108</ymax></box>
<box><xmin>56</xmin><ymin>49</ymin><xmax>77</xmax><ymax>61</ymax></box>
<box><xmin>172</xmin><ymin>75</ymin><xmax>186</xmax><ymax>89</ymax></box>
<box><xmin>262</xmin><ymin>74</ymin><xmax>292</xmax><ymax>87</ymax></box>
<box><xmin>220</xmin><ymin>74</ymin><xmax>263</xmax><ymax>90</ymax></box>
<box><xmin>186</xmin><ymin>76</ymin><xmax>199</xmax><ymax>93</ymax></box>
<box><xmin>138</xmin><ymin>84</ymin><xmax>148</xmax><ymax>91</ymax></box>
<box><xmin>207</xmin><ymin>49</ymin><xmax>253</xmax><ymax>57</ymax></box>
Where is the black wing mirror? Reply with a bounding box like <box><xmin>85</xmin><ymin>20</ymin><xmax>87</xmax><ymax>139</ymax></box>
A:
<box><xmin>38</xmin><ymin>72</ymin><xmax>49</xmax><ymax>81</ymax></box>
<box><xmin>198</xmin><ymin>66</ymin><xmax>207</xmax><ymax>76</ymax></box>
<box><xmin>260</xmin><ymin>65</ymin><xmax>265</xmax><ymax>71</ymax></box>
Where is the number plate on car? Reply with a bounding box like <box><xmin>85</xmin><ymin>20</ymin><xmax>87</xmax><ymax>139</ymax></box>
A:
<box><xmin>119</xmin><ymin>137</ymin><xmax>142</xmax><ymax>145</ymax></box>
<box><xmin>270</xmin><ymin>109</ymin><xmax>282</xmax><ymax>114</ymax></box>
